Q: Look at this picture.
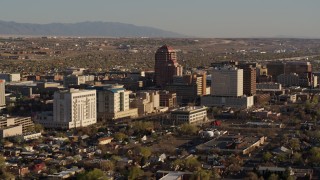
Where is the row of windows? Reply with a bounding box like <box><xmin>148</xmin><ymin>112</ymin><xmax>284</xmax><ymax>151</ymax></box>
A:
<box><xmin>73</xmin><ymin>94</ymin><xmax>96</xmax><ymax>98</ymax></box>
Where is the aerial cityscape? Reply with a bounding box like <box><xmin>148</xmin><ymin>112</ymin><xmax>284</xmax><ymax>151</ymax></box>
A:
<box><xmin>0</xmin><ymin>1</ymin><xmax>320</xmax><ymax>180</ymax></box>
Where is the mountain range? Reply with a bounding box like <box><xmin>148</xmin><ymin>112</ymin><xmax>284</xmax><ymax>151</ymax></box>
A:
<box><xmin>0</xmin><ymin>20</ymin><xmax>185</xmax><ymax>37</ymax></box>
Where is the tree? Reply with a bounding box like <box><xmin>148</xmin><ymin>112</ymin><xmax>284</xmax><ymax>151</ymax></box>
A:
<box><xmin>289</xmin><ymin>138</ymin><xmax>300</xmax><ymax>151</ymax></box>
<box><xmin>309</xmin><ymin>147</ymin><xmax>320</xmax><ymax>166</ymax></box>
<box><xmin>179</xmin><ymin>124</ymin><xmax>199</xmax><ymax>135</ymax></box>
<box><xmin>276</xmin><ymin>153</ymin><xmax>287</xmax><ymax>163</ymax></box>
<box><xmin>185</xmin><ymin>157</ymin><xmax>201</xmax><ymax>171</ymax></box>
<box><xmin>131</xmin><ymin>121</ymin><xmax>154</xmax><ymax>134</ymax></box>
<box><xmin>192</xmin><ymin>169</ymin><xmax>212</xmax><ymax>180</ymax></box>
<box><xmin>34</xmin><ymin>123</ymin><xmax>44</xmax><ymax>133</ymax></box>
<box><xmin>100</xmin><ymin>160</ymin><xmax>114</xmax><ymax>171</ymax></box>
<box><xmin>0</xmin><ymin>155</ymin><xmax>14</xmax><ymax>180</ymax></box>
<box><xmin>292</xmin><ymin>152</ymin><xmax>302</xmax><ymax>164</ymax></box>
<box><xmin>128</xmin><ymin>166</ymin><xmax>144</xmax><ymax>180</ymax></box>
<box><xmin>113</xmin><ymin>132</ymin><xmax>127</xmax><ymax>142</ymax></box>
<box><xmin>245</xmin><ymin>172</ymin><xmax>259</xmax><ymax>180</ymax></box>
<box><xmin>77</xmin><ymin>168</ymin><xmax>108</xmax><ymax>180</ymax></box>
<box><xmin>139</xmin><ymin>147</ymin><xmax>152</xmax><ymax>158</ymax></box>
<box><xmin>172</xmin><ymin>159</ymin><xmax>184</xmax><ymax>170</ymax></box>
<box><xmin>268</xmin><ymin>173</ymin><xmax>279</xmax><ymax>180</ymax></box>
<box><xmin>262</xmin><ymin>152</ymin><xmax>273</xmax><ymax>162</ymax></box>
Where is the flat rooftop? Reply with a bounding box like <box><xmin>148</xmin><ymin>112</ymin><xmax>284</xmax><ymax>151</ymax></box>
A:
<box><xmin>197</xmin><ymin>134</ymin><xmax>263</xmax><ymax>151</ymax></box>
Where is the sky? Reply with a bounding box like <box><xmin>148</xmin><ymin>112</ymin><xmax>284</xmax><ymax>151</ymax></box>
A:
<box><xmin>1</xmin><ymin>0</ymin><xmax>320</xmax><ymax>38</ymax></box>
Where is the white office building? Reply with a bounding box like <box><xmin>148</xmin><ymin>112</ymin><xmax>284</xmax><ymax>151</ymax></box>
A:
<box><xmin>201</xmin><ymin>66</ymin><xmax>253</xmax><ymax>109</ymax></box>
<box><xmin>170</xmin><ymin>106</ymin><xmax>208</xmax><ymax>125</ymax></box>
<box><xmin>48</xmin><ymin>89</ymin><xmax>97</xmax><ymax>129</ymax></box>
<box><xmin>211</xmin><ymin>66</ymin><xmax>243</xmax><ymax>96</ymax></box>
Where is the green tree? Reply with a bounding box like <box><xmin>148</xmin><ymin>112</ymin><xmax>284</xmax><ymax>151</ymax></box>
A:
<box><xmin>268</xmin><ymin>173</ymin><xmax>279</xmax><ymax>180</ymax></box>
<box><xmin>131</xmin><ymin>121</ymin><xmax>154</xmax><ymax>134</ymax></box>
<box><xmin>192</xmin><ymin>169</ymin><xmax>212</xmax><ymax>180</ymax></box>
<box><xmin>292</xmin><ymin>152</ymin><xmax>302</xmax><ymax>164</ymax></box>
<box><xmin>262</xmin><ymin>152</ymin><xmax>273</xmax><ymax>162</ymax></box>
<box><xmin>185</xmin><ymin>157</ymin><xmax>201</xmax><ymax>171</ymax></box>
<box><xmin>139</xmin><ymin>147</ymin><xmax>152</xmax><ymax>158</ymax></box>
<box><xmin>276</xmin><ymin>153</ymin><xmax>287</xmax><ymax>163</ymax></box>
<box><xmin>110</xmin><ymin>155</ymin><xmax>121</xmax><ymax>162</ymax></box>
<box><xmin>309</xmin><ymin>147</ymin><xmax>320</xmax><ymax>166</ymax></box>
<box><xmin>245</xmin><ymin>172</ymin><xmax>259</xmax><ymax>180</ymax></box>
<box><xmin>179</xmin><ymin>124</ymin><xmax>199</xmax><ymax>135</ymax></box>
<box><xmin>34</xmin><ymin>123</ymin><xmax>44</xmax><ymax>133</ymax></box>
<box><xmin>289</xmin><ymin>138</ymin><xmax>300</xmax><ymax>151</ymax></box>
<box><xmin>128</xmin><ymin>166</ymin><xmax>144</xmax><ymax>180</ymax></box>
<box><xmin>77</xmin><ymin>168</ymin><xmax>108</xmax><ymax>180</ymax></box>
<box><xmin>100</xmin><ymin>160</ymin><xmax>114</xmax><ymax>171</ymax></box>
<box><xmin>0</xmin><ymin>155</ymin><xmax>14</xmax><ymax>180</ymax></box>
<box><xmin>172</xmin><ymin>159</ymin><xmax>184</xmax><ymax>170</ymax></box>
<box><xmin>113</xmin><ymin>132</ymin><xmax>127</xmax><ymax>142</ymax></box>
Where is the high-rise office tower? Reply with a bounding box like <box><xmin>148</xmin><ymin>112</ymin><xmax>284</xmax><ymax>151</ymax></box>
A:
<box><xmin>211</xmin><ymin>66</ymin><xmax>243</xmax><ymax>97</ymax></box>
<box><xmin>154</xmin><ymin>45</ymin><xmax>183</xmax><ymax>87</ymax></box>
<box><xmin>53</xmin><ymin>89</ymin><xmax>97</xmax><ymax>129</ymax></box>
<box><xmin>285</xmin><ymin>61</ymin><xmax>312</xmax><ymax>75</ymax></box>
<box><xmin>238</xmin><ymin>64</ymin><xmax>256</xmax><ymax>96</ymax></box>
<box><xmin>266</xmin><ymin>62</ymin><xmax>285</xmax><ymax>81</ymax></box>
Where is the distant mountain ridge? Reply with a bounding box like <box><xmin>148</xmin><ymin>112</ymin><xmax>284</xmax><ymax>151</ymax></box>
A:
<box><xmin>0</xmin><ymin>20</ymin><xmax>185</xmax><ymax>37</ymax></box>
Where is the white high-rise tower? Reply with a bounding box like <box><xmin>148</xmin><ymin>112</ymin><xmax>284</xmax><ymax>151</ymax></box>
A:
<box><xmin>211</xmin><ymin>66</ymin><xmax>243</xmax><ymax>97</ymax></box>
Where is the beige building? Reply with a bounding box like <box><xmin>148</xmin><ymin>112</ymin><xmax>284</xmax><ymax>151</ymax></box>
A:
<box><xmin>131</xmin><ymin>91</ymin><xmax>160</xmax><ymax>116</ymax></box>
<box><xmin>98</xmin><ymin>137</ymin><xmax>113</xmax><ymax>145</ymax></box>
<box><xmin>63</xmin><ymin>75</ymin><xmax>95</xmax><ymax>87</ymax></box>
<box><xmin>0</xmin><ymin>125</ymin><xmax>23</xmax><ymax>138</ymax></box>
<box><xmin>0</xmin><ymin>116</ymin><xmax>34</xmax><ymax>138</ymax></box>
<box><xmin>0</xmin><ymin>79</ymin><xmax>5</xmax><ymax>107</ymax></box>
<box><xmin>44</xmin><ymin>89</ymin><xmax>97</xmax><ymax>129</ymax></box>
<box><xmin>211</xmin><ymin>66</ymin><xmax>243</xmax><ymax>97</ymax></box>
<box><xmin>170</xmin><ymin>106</ymin><xmax>208</xmax><ymax>125</ymax></box>
<box><xmin>96</xmin><ymin>84</ymin><xmax>138</xmax><ymax>120</ymax></box>
<box><xmin>0</xmin><ymin>116</ymin><xmax>34</xmax><ymax>133</ymax></box>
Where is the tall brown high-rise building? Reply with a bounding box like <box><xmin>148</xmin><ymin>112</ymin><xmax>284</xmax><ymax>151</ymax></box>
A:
<box><xmin>154</xmin><ymin>45</ymin><xmax>183</xmax><ymax>87</ymax></box>
<box><xmin>266</xmin><ymin>62</ymin><xmax>285</xmax><ymax>81</ymax></box>
<box><xmin>238</xmin><ymin>64</ymin><xmax>256</xmax><ymax>96</ymax></box>
<box><xmin>285</xmin><ymin>61</ymin><xmax>312</xmax><ymax>75</ymax></box>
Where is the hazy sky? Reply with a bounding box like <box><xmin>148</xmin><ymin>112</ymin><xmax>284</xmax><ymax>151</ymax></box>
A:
<box><xmin>1</xmin><ymin>0</ymin><xmax>319</xmax><ymax>38</ymax></box>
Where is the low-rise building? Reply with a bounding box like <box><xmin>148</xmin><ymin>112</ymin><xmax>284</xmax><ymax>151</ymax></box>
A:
<box><xmin>196</xmin><ymin>134</ymin><xmax>266</xmax><ymax>155</ymax></box>
<box><xmin>23</xmin><ymin>132</ymin><xmax>42</xmax><ymax>140</ymax></box>
<box><xmin>0</xmin><ymin>125</ymin><xmax>23</xmax><ymax>138</ymax></box>
<box><xmin>170</xmin><ymin>106</ymin><xmax>207</xmax><ymax>125</ymax></box>
<box><xmin>98</xmin><ymin>137</ymin><xmax>113</xmax><ymax>145</ymax></box>
<box><xmin>201</xmin><ymin>95</ymin><xmax>254</xmax><ymax>109</ymax></box>
<box><xmin>0</xmin><ymin>116</ymin><xmax>34</xmax><ymax>134</ymax></box>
